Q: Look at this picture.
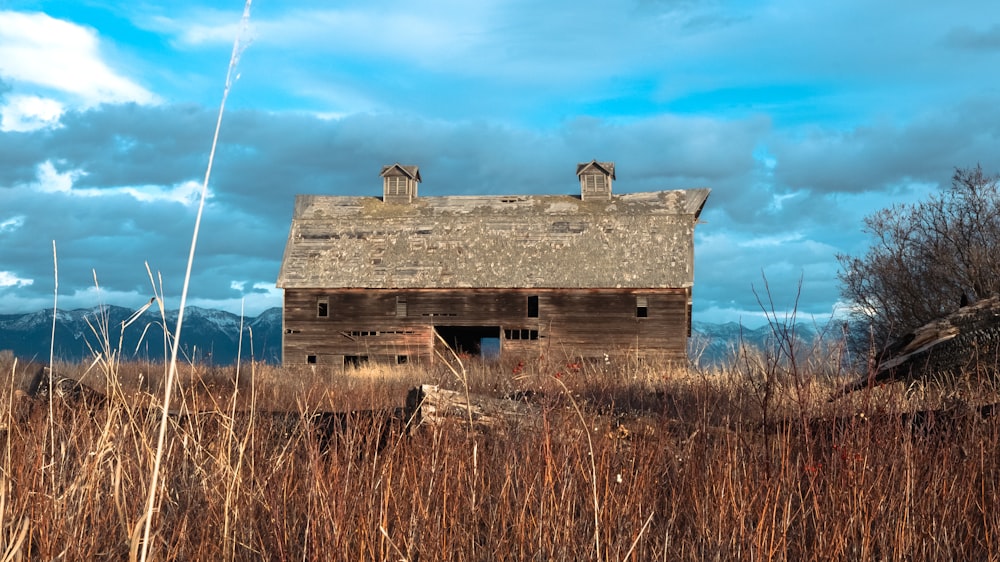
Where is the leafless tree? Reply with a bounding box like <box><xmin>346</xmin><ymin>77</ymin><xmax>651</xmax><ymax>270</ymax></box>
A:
<box><xmin>838</xmin><ymin>165</ymin><xmax>1000</xmax><ymax>353</ymax></box>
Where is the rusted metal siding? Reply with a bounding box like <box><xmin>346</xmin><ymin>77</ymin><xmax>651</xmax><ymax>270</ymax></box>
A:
<box><xmin>282</xmin><ymin>287</ymin><xmax>689</xmax><ymax>366</ymax></box>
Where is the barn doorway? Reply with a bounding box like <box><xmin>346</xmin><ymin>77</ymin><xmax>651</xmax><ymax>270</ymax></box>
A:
<box><xmin>434</xmin><ymin>326</ymin><xmax>501</xmax><ymax>360</ymax></box>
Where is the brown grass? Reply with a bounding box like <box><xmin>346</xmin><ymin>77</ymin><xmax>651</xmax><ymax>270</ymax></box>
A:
<box><xmin>0</xmin><ymin>350</ymin><xmax>998</xmax><ymax>561</ymax></box>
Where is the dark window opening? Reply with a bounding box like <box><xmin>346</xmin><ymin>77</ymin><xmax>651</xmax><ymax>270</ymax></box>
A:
<box><xmin>344</xmin><ymin>355</ymin><xmax>369</xmax><ymax>368</ymax></box>
<box><xmin>435</xmin><ymin>325</ymin><xmax>501</xmax><ymax>360</ymax></box>
<box><xmin>317</xmin><ymin>299</ymin><xmax>329</xmax><ymax>318</ymax></box>
<box><xmin>636</xmin><ymin>296</ymin><xmax>648</xmax><ymax>318</ymax></box>
<box><xmin>396</xmin><ymin>355</ymin><xmax>409</xmax><ymax>364</ymax></box>
<box><xmin>284</xmin><ymin>328</ymin><xmax>301</xmax><ymax>334</ymax></box>
<box><xmin>504</xmin><ymin>329</ymin><xmax>539</xmax><ymax>340</ymax></box>
<box><xmin>527</xmin><ymin>295</ymin><xmax>539</xmax><ymax>318</ymax></box>
<box><xmin>349</xmin><ymin>330</ymin><xmax>379</xmax><ymax>337</ymax></box>
<box><xmin>307</xmin><ymin>355</ymin><xmax>317</xmax><ymax>364</ymax></box>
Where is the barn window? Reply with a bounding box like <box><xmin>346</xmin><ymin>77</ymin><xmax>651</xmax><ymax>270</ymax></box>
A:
<box><xmin>527</xmin><ymin>295</ymin><xmax>539</xmax><ymax>318</ymax></box>
<box><xmin>317</xmin><ymin>298</ymin><xmax>329</xmax><ymax>318</ymax></box>
<box><xmin>505</xmin><ymin>329</ymin><xmax>538</xmax><ymax>340</ymax></box>
<box><xmin>582</xmin><ymin>173</ymin><xmax>607</xmax><ymax>195</ymax></box>
<box><xmin>307</xmin><ymin>355</ymin><xmax>317</xmax><ymax>364</ymax></box>
<box><xmin>636</xmin><ymin>296</ymin><xmax>648</xmax><ymax>318</ymax></box>
<box><xmin>385</xmin><ymin>175</ymin><xmax>408</xmax><ymax>196</ymax></box>
<box><xmin>396</xmin><ymin>355</ymin><xmax>409</xmax><ymax>364</ymax></box>
<box><xmin>396</xmin><ymin>296</ymin><xmax>407</xmax><ymax>317</ymax></box>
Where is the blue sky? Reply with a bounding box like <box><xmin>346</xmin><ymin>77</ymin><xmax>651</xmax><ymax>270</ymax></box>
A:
<box><xmin>1</xmin><ymin>0</ymin><xmax>998</xmax><ymax>326</ymax></box>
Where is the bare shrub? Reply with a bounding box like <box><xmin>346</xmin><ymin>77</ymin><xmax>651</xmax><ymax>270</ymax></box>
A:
<box><xmin>839</xmin><ymin>164</ymin><xmax>1000</xmax><ymax>351</ymax></box>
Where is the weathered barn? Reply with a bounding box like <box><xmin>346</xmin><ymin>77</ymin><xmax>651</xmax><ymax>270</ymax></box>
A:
<box><xmin>276</xmin><ymin>161</ymin><xmax>710</xmax><ymax>366</ymax></box>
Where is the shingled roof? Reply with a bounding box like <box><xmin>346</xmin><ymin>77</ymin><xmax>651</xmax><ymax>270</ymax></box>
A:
<box><xmin>379</xmin><ymin>164</ymin><xmax>421</xmax><ymax>181</ymax></box>
<box><xmin>576</xmin><ymin>161</ymin><xmax>616</xmax><ymax>179</ymax></box>
<box><xmin>277</xmin><ymin>189</ymin><xmax>710</xmax><ymax>290</ymax></box>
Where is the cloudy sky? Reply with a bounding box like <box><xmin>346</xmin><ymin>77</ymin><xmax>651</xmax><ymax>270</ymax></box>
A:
<box><xmin>1</xmin><ymin>0</ymin><xmax>998</xmax><ymax>326</ymax></box>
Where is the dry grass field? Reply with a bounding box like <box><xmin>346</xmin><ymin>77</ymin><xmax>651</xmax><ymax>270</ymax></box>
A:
<box><xmin>1</xmin><ymin>343</ymin><xmax>999</xmax><ymax>561</ymax></box>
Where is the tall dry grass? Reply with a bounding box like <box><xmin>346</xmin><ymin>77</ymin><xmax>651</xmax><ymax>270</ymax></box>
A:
<box><xmin>1</xmin><ymin>350</ymin><xmax>998</xmax><ymax>561</ymax></box>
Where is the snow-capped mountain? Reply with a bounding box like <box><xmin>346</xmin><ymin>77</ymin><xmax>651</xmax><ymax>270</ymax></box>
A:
<box><xmin>0</xmin><ymin>305</ymin><xmax>282</xmax><ymax>364</ymax></box>
<box><xmin>689</xmin><ymin>320</ymin><xmax>843</xmax><ymax>368</ymax></box>
<box><xmin>0</xmin><ymin>304</ymin><xmax>839</xmax><ymax>367</ymax></box>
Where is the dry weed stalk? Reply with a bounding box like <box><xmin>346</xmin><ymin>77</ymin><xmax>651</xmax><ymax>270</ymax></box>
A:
<box><xmin>549</xmin><ymin>373</ymin><xmax>602</xmax><ymax>561</ymax></box>
<box><xmin>0</xmin><ymin>353</ymin><xmax>997</xmax><ymax>559</ymax></box>
<box><xmin>47</xmin><ymin>241</ymin><xmax>58</xmax><ymax>494</ymax></box>
<box><xmin>138</xmin><ymin>3</ymin><xmax>253</xmax><ymax>560</ymax></box>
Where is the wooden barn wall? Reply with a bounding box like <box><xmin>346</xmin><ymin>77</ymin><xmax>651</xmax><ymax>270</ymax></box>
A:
<box><xmin>541</xmin><ymin>291</ymin><xmax>688</xmax><ymax>357</ymax></box>
<box><xmin>282</xmin><ymin>288</ymin><xmax>689</xmax><ymax>366</ymax></box>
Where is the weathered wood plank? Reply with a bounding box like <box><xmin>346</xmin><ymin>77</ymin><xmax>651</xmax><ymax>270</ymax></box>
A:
<box><xmin>405</xmin><ymin>384</ymin><xmax>541</xmax><ymax>430</ymax></box>
<box><xmin>283</xmin><ymin>288</ymin><xmax>690</xmax><ymax>365</ymax></box>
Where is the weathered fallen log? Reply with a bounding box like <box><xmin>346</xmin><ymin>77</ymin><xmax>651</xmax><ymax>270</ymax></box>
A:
<box><xmin>405</xmin><ymin>384</ymin><xmax>541</xmax><ymax>430</ymax></box>
<box><xmin>32</xmin><ymin>369</ymin><xmax>107</xmax><ymax>405</ymax></box>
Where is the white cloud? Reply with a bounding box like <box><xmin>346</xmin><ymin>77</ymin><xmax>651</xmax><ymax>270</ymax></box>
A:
<box><xmin>151</xmin><ymin>4</ymin><xmax>516</xmax><ymax>77</ymax></box>
<box><xmin>738</xmin><ymin>232</ymin><xmax>805</xmax><ymax>248</ymax></box>
<box><xmin>116</xmin><ymin>180</ymin><xmax>205</xmax><ymax>205</ymax></box>
<box><xmin>0</xmin><ymin>10</ymin><xmax>157</xmax><ymax>107</ymax></box>
<box><xmin>695</xmin><ymin>305</ymin><xmax>774</xmax><ymax>328</ymax></box>
<box><xmin>55</xmin><ymin>286</ymin><xmax>156</xmax><ymax>312</ymax></box>
<box><xmin>312</xmin><ymin>110</ymin><xmax>350</xmax><ymax>121</ymax></box>
<box><xmin>0</xmin><ymin>215</ymin><xmax>25</xmax><ymax>233</ymax></box>
<box><xmin>0</xmin><ymin>271</ymin><xmax>33</xmax><ymax>288</ymax></box>
<box><xmin>0</xmin><ymin>95</ymin><xmax>64</xmax><ymax>132</ymax></box>
<box><xmin>140</xmin><ymin>6</ymin><xmax>256</xmax><ymax>47</ymax></box>
<box><xmin>28</xmin><ymin>161</ymin><xmax>205</xmax><ymax>205</ymax></box>
<box><xmin>230</xmin><ymin>280</ymin><xmax>246</xmax><ymax>291</ymax></box>
<box><xmin>187</xmin><ymin>286</ymin><xmax>282</xmax><ymax>317</ymax></box>
<box><xmin>169</xmin><ymin>4</ymin><xmax>484</xmax><ymax>55</ymax></box>
<box><xmin>33</xmin><ymin>160</ymin><xmax>85</xmax><ymax>193</ymax></box>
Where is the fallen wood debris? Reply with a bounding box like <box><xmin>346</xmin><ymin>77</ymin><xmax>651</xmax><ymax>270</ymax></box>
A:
<box><xmin>405</xmin><ymin>384</ymin><xmax>541</xmax><ymax>430</ymax></box>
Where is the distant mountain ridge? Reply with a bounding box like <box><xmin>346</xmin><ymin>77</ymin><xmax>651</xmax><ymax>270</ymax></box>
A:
<box><xmin>0</xmin><ymin>306</ymin><xmax>835</xmax><ymax>366</ymax></box>
<box><xmin>689</xmin><ymin>320</ymin><xmax>841</xmax><ymax>368</ymax></box>
<box><xmin>0</xmin><ymin>305</ymin><xmax>282</xmax><ymax>365</ymax></box>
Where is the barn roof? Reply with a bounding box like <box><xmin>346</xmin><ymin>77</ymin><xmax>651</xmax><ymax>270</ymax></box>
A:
<box><xmin>379</xmin><ymin>163</ymin><xmax>421</xmax><ymax>181</ymax></box>
<box><xmin>276</xmin><ymin>189</ymin><xmax>710</xmax><ymax>289</ymax></box>
<box><xmin>576</xmin><ymin>160</ymin><xmax>616</xmax><ymax>179</ymax></box>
